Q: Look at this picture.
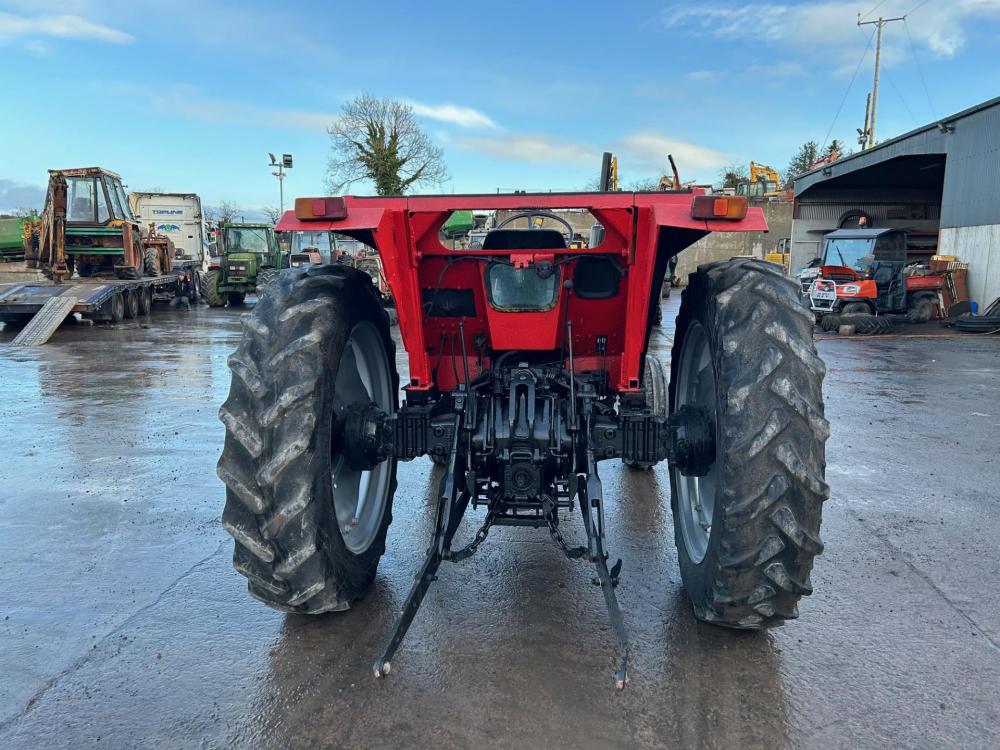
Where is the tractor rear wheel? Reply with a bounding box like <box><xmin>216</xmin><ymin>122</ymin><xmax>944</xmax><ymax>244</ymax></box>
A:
<box><xmin>198</xmin><ymin>270</ymin><xmax>225</xmax><ymax>307</ymax></box>
<box><xmin>143</xmin><ymin>247</ymin><xmax>162</xmax><ymax>278</ymax></box>
<box><xmin>624</xmin><ymin>353</ymin><xmax>668</xmax><ymax>470</ymax></box>
<box><xmin>218</xmin><ymin>265</ymin><xmax>399</xmax><ymax>613</ymax></box>
<box><xmin>669</xmin><ymin>258</ymin><xmax>829</xmax><ymax>628</ymax></box>
<box><xmin>257</xmin><ymin>267</ymin><xmax>280</xmax><ymax>294</ymax></box>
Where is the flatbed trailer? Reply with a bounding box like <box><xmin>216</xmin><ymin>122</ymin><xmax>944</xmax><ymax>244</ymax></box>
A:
<box><xmin>0</xmin><ymin>272</ymin><xmax>191</xmax><ymax>344</ymax></box>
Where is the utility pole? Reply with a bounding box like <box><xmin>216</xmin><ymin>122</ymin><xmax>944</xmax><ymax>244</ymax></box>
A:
<box><xmin>857</xmin><ymin>14</ymin><xmax>905</xmax><ymax>148</ymax></box>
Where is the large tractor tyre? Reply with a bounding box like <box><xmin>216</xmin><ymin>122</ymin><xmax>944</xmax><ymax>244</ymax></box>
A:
<box><xmin>218</xmin><ymin>265</ymin><xmax>399</xmax><ymax>613</ymax></box>
<box><xmin>669</xmin><ymin>258</ymin><xmax>830</xmax><ymax>629</ymax></box>
<box><xmin>624</xmin><ymin>353</ymin><xmax>668</xmax><ymax>470</ymax></box>
<box><xmin>227</xmin><ymin>291</ymin><xmax>247</xmax><ymax>307</ymax></box>
<box><xmin>143</xmin><ymin>247</ymin><xmax>162</xmax><ymax>278</ymax></box>
<box><xmin>198</xmin><ymin>270</ymin><xmax>225</xmax><ymax>307</ymax></box>
<box><xmin>256</xmin><ymin>268</ymin><xmax>280</xmax><ymax>295</ymax></box>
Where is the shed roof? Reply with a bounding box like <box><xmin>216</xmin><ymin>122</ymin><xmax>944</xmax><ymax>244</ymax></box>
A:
<box><xmin>794</xmin><ymin>96</ymin><xmax>1000</xmax><ymax>196</ymax></box>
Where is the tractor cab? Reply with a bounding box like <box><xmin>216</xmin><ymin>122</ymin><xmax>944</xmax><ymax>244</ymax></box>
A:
<box><xmin>62</xmin><ymin>167</ymin><xmax>134</xmax><ymax>226</ymax></box>
<box><xmin>284</xmin><ymin>229</ymin><xmax>332</xmax><ymax>267</ymax></box>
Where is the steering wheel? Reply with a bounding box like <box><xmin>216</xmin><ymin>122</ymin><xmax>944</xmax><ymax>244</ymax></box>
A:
<box><xmin>494</xmin><ymin>211</ymin><xmax>576</xmax><ymax>245</ymax></box>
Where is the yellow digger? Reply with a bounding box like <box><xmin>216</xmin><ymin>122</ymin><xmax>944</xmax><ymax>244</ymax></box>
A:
<box><xmin>24</xmin><ymin>167</ymin><xmax>174</xmax><ymax>283</ymax></box>
<box><xmin>736</xmin><ymin>162</ymin><xmax>783</xmax><ymax>199</ymax></box>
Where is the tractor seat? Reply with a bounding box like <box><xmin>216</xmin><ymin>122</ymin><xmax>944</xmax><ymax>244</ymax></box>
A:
<box><xmin>872</xmin><ymin>263</ymin><xmax>897</xmax><ymax>292</ymax></box>
<box><xmin>482</xmin><ymin>229</ymin><xmax>566</xmax><ymax>251</ymax></box>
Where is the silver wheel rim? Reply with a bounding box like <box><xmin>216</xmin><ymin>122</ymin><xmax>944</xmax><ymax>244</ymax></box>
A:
<box><xmin>674</xmin><ymin>320</ymin><xmax>718</xmax><ymax>564</ymax></box>
<box><xmin>331</xmin><ymin>320</ymin><xmax>392</xmax><ymax>554</ymax></box>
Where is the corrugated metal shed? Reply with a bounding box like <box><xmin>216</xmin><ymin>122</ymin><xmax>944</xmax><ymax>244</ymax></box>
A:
<box><xmin>795</xmin><ymin>96</ymin><xmax>1000</xmax><ymax>228</ymax></box>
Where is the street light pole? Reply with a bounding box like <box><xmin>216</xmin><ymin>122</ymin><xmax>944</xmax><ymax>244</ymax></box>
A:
<box><xmin>268</xmin><ymin>153</ymin><xmax>293</xmax><ymax>213</ymax></box>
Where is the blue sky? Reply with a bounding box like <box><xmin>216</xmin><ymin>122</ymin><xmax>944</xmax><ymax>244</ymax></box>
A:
<box><xmin>2</xmin><ymin>0</ymin><xmax>999</xmax><ymax>213</ymax></box>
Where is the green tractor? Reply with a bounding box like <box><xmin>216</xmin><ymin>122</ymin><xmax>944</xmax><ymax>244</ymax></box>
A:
<box><xmin>199</xmin><ymin>222</ymin><xmax>283</xmax><ymax>307</ymax></box>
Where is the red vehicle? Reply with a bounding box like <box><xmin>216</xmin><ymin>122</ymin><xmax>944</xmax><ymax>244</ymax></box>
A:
<box><xmin>805</xmin><ymin>228</ymin><xmax>944</xmax><ymax>321</ymax></box>
<box><xmin>218</xmin><ymin>190</ymin><xmax>829</xmax><ymax>687</ymax></box>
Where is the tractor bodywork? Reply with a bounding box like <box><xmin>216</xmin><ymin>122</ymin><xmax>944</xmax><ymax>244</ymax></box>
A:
<box><xmin>280</xmin><ymin>192</ymin><xmax>766</xmax><ymax>394</ymax></box>
<box><xmin>220</xmin><ymin>190</ymin><xmax>829</xmax><ymax>688</ymax></box>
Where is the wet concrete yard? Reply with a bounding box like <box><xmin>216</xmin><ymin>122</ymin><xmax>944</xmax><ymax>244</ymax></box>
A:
<box><xmin>1</xmin><ymin>299</ymin><xmax>999</xmax><ymax>749</ymax></box>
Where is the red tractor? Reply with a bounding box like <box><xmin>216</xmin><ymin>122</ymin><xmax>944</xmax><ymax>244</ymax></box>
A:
<box><xmin>218</xmin><ymin>191</ymin><xmax>829</xmax><ymax>687</ymax></box>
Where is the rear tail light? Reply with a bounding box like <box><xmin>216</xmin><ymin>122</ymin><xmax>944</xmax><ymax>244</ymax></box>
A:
<box><xmin>295</xmin><ymin>197</ymin><xmax>348</xmax><ymax>220</ymax></box>
<box><xmin>691</xmin><ymin>195</ymin><xmax>748</xmax><ymax>220</ymax></box>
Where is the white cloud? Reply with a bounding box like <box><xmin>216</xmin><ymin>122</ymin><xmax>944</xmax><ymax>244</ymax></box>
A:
<box><xmin>455</xmin><ymin>134</ymin><xmax>596</xmax><ymax>164</ymax></box>
<box><xmin>685</xmin><ymin>69</ymin><xmax>721</xmax><ymax>81</ymax></box>
<box><xmin>407</xmin><ymin>101</ymin><xmax>498</xmax><ymax>129</ymax></box>
<box><xmin>108</xmin><ymin>83</ymin><xmax>336</xmax><ymax>131</ymax></box>
<box><xmin>660</xmin><ymin>1</ymin><xmax>1000</xmax><ymax>67</ymax></box>
<box><xmin>618</xmin><ymin>132</ymin><xmax>731</xmax><ymax>173</ymax></box>
<box><xmin>455</xmin><ymin>130</ymin><xmax>730</xmax><ymax>180</ymax></box>
<box><xmin>0</xmin><ymin>12</ymin><xmax>133</xmax><ymax>45</ymax></box>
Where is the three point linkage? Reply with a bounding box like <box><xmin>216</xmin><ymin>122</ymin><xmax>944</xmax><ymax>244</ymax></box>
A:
<box><xmin>371</xmin><ymin>427</ymin><xmax>630</xmax><ymax>689</ymax></box>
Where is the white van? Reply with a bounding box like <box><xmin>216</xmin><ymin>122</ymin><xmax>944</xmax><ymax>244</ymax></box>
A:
<box><xmin>129</xmin><ymin>192</ymin><xmax>208</xmax><ymax>270</ymax></box>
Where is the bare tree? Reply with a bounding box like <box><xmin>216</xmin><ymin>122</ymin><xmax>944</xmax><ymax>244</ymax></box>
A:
<box><xmin>326</xmin><ymin>94</ymin><xmax>449</xmax><ymax>195</ymax></box>
<box><xmin>626</xmin><ymin>177</ymin><xmax>663</xmax><ymax>191</ymax></box>
<box><xmin>717</xmin><ymin>163</ymin><xmax>748</xmax><ymax>190</ymax></box>
<box><xmin>261</xmin><ymin>206</ymin><xmax>282</xmax><ymax>224</ymax></box>
<box><xmin>218</xmin><ymin>201</ymin><xmax>240</xmax><ymax>224</ymax></box>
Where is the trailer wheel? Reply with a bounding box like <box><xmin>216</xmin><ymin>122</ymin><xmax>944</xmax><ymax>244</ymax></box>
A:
<box><xmin>143</xmin><ymin>247</ymin><xmax>162</xmax><ymax>278</ymax></box>
<box><xmin>124</xmin><ymin>288</ymin><xmax>140</xmax><ymax>319</ymax></box>
<box><xmin>138</xmin><ymin>286</ymin><xmax>153</xmax><ymax>315</ymax></box>
<box><xmin>198</xmin><ymin>270</ymin><xmax>225</xmax><ymax>307</ymax></box>
<box><xmin>109</xmin><ymin>293</ymin><xmax>125</xmax><ymax>323</ymax></box>
<box><xmin>218</xmin><ymin>265</ymin><xmax>399</xmax><ymax>613</ymax></box>
<box><xmin>670</xmin><ymin>258</ymin><xmax>829</xmax><ymax>628</ymax></box>
<box><xmin>624</xmin><ymin>354</ymin><xmax>668</xmax><ymax>470</ymax></box>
